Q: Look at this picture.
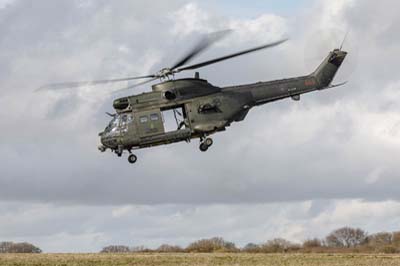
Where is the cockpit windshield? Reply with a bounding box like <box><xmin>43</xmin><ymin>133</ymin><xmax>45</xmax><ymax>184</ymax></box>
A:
<box><xmin>103</xmin><ymin>113</ymin><xmax>134</xmax><ymax>136</ymax></box>
<box><xmin>105</xmin><ymin>116</ymin><xmax>120</xmax><ymax>133</ymax></box>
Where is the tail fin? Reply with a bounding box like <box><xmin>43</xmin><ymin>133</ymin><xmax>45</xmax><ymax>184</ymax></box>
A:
<box><xmin>312</xmin><ymin>49</ymin><xmax>347</xmax><ymax>88</ymax></box>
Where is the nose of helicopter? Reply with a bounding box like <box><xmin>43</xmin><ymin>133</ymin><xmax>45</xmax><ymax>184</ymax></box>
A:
<box><xmin>98</xmin><ymin>131</ymin><xmax>118</xmax><ymax>150</ymax></box>
<box><xmin>99</xmin><ymin>132</ymin><xmax>106</xmax><ymax>146</ymax></box>
<box><xmin>98</xmin><ymin>132</ymin><xmax>108</xmax><ymax>151</ymax></box>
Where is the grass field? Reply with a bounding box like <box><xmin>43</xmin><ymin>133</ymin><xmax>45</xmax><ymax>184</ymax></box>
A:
<box><xmin>1</xmin><ymin>253</ymin><xmax>400</xmax><ymax>266</ymax></box>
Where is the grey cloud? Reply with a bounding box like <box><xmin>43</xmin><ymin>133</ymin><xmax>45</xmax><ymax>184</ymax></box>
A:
<box><xmin>0</xmin><ymin>0</ymin><xmax>400</xmax><ymax>206</ymax></box>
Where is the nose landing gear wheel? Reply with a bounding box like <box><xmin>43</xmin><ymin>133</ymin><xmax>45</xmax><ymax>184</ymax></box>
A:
<box><xmin>128</xmin><ymin>154</ymin><xmax>137</xmax><ymax>164</ymax></box>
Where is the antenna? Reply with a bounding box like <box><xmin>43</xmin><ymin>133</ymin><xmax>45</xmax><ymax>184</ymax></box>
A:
<box><xmin>339</xmin><ymin>30</ymin><xmax>349</xmax><ymax>51</ymax></box>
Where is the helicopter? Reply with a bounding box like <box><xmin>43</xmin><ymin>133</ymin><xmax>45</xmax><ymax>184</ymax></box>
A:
<box><xmin>41</xmin><ymin>31</ymin><xmax>347</xmax><ymax>164</ymax></box>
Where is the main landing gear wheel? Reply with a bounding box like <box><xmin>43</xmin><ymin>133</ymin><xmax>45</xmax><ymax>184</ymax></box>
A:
<box><xmin>128</xmin><ymin>154</ymin><xmax>137</xmax><ymax>164</ymax></box>
<box><xmin>204</xmin><ymin>138</ymin><xmax>213</xmax><ymax>147</ymax></box>
<box><xmin>199</xmin><ymin>137</ymin><xmax>213</xmax><ymax>152</ymax></box>
<box><xmin>199</xmin><ymin>143</ymin><xmax>208</xmax><ymax>152</ymax></box>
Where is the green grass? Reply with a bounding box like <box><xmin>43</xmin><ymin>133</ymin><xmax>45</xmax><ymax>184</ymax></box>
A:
<box><xmin>1</xmin><ymin>253</ymin><xmax>400</xmax><ymax>266</ymax></box>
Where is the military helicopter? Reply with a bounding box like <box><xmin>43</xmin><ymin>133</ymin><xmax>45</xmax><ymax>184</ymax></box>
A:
<box><xmin>41</xmin><ymin>31</ymin><xmax>347</xmax><ymax>164</ymax></box>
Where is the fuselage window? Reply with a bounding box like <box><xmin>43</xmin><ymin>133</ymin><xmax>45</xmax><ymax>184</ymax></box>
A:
<box><xmin>150</xmin><ymin>113</ymin><xmax>159</xmax><ymax>121</ymax></box>
<box><xmin>140</xmin><ymin>116</ymin><xmax>148</xmax><ymax>123</ymax></box>
<box><xmin>121</xmin><ymin>114</ymin><xmax>127</xmax><ymax>123</ymax></box>
<box><xmin>120</xmin><ymin>114</ymin><xmax>133</xmax><ymax>133</ymax></box>
<box><xmin>127</xmin><ymin>114</ymin><xmax>133</xmax><ymax>123</ymax></box>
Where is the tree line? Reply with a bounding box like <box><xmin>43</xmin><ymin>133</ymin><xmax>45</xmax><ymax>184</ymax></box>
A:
<box><xmin>1</xmin><ymin>227</ymin><xmax>399</xmax><ymax>253</ymax></box>
<box><xmin>101</xmin><ymin>227</ymin><xmax>400</xmax><ymax>254</ymax></box>
<box><xmin>0</xmin><ymin>242</ymin><xmax>42</xmax><ymax>253</ymax></box>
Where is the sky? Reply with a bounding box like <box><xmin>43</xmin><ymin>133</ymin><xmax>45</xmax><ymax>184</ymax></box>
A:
<box><xmin>0</xmin><ymin>0</ymin><xmax>400</xmax><ymax>252</ymax></box>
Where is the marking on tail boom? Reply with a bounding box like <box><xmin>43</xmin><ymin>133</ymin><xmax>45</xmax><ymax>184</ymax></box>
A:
<box><xmin>305</xmin><ymin>79</ymin><xmax>316</xmax><ymax>86</ymax></box>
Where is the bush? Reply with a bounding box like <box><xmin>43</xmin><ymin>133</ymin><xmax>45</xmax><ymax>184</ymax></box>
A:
<box><xmin>100</xmin><ymin>245</ymin><xmax>130</xmax><ymax>253</ymax></box>
<box><xmin>303</xmin><ymin>238</ymin><xmax>322</xmax><ymax>248</ymax></box>
<box><xmin>186</xmin><ymin>237</ymin><xmax>237</xmax><ymax>253</ymax></box>
<box><xmin>0</xmin><ymin>242</ymin><xmax>13</xmax><ymax>253</ymax></box>
<box><xmin>242</xmin><ymin>243</ymin><xmax>261</xmax><ymax>253</ymax></box>
<box><xmin>260</xmin><ymin>238</ymin><xmax>300</xmax><ymax>253</ymax></box>
<box><xmin>366</xmin><ymin>232</ymin><xmax>393</xmax><ymax>251</ymax></box>
<box><xmin>0</xmin><ymin>242</ymin><xmax>41</xmax><ymax>253</ymax></box>
<box><xmin>381</xmin><ymin>245</ymin><xmax>398</xmax><ymax>254</ymax></box>
<box><xmin>156</xmin><ymin>244</ymin><xmax>184</xmax><ymax>253</ymax></box>
<box><xmin>392</xmin><ymin>232</ymin><xmax>400</xmax><ymax>246</ymax></box>
<box><xmin>130</xmin><ymin>246</ymin><xmax>152</xmax><ymax>252</ymax></box>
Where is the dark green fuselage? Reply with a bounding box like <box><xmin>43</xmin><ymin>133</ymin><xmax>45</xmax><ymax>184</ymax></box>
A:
<box><xmin>100</xmin><ymin>49</ymin><xmax>347</xmax><ymax>152</ymax></box>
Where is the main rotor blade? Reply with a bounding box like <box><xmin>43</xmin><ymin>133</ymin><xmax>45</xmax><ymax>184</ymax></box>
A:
<box><xmin>38</xmin><ymin>75</ymin><xmax>156</xmax><ymax>91</ymax></box>
<box><xmin>170</xmin><ymin>30</ymin><xmax>232</xmax><ymax>70</ymax></box>
<box><xmin>176</xmin><ymin>38</ymin><xmax>288</xmax><ymax>72</ymax></box>
<box><xmin>113</xmin><ymin>77</ymin><xmax>159</xmax><ymax>93</ymax></box>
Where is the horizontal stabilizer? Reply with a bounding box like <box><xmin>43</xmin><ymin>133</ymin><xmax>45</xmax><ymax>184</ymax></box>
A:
<box><xmin>327</xmin><ymin>81</ymin><xmax>348</xmax><ymax>89</ymax></box>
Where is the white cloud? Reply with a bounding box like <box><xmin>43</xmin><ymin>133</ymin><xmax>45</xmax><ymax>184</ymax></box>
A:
<box><xmin>311</xmin><ymin>200</ymin><xmax>400</xmax><ymax>234</ymax></box>
<box><xmin>169</xmin><ymin>3</ymin><xmax>213</xmax><ymax>36</ymax></box>
<box><xmin>1</xmin><ymin>199</ymin><xmax>400</xmax><ymax>252</ymax></box>
<box><xmin>112</xmin><ymin>205</ymin><xmax>134</xmax><ymax>218</ymax></box>
<box><xmin>228</xmin><ymin>14</ymin><xmax>287</xmax><ymax>43</ymax></box>
<box><xmin>365</xmin><ymin>167</ymin><xmax>384</xmax><ymax>184</ymax></box>
<box><xmin>312</xmin><ymin>0</ymin><xmax>356</xmax><ymax>30</ymax></box>
<box><xmin>169</xmin><ymin>2</ymin><xmax>287</xmax><ymax>45</ymax></box>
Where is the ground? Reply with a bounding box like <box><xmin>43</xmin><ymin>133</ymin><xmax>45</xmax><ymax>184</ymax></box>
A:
<box><xmin>1</xmin><ymin>253</ymin><xmax>400</xmax><ymax>266</ymax></box>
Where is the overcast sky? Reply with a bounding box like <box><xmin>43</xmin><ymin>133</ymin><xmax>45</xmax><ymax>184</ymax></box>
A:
<box><xmin>0</xmin><ymin>0</ymin><xmax>399</xmax><ymax>252</ymax></box>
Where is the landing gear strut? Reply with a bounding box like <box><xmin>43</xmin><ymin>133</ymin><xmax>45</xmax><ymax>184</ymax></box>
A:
<box><xmin>199</xmin><ymin>137</ymin><xmax>213</xmax><ymax>152</ymax></box>
<box><xmin>116</xmin><ymin>145</ymin><xmax>123</xmax><ymax>157</ymax></box>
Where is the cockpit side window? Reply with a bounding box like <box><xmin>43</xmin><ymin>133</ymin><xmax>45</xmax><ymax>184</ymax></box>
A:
<box><xmin>104</xmin><ymin>115</ymin><xmax>120</xmax><ymax>134</ymax></box>
<box><xmin>115</xmin><ymin>113</ymin><xmax>134</xmax><ymax>133</ymax></box>
<box><xmin>121</xmin><ymin>114</ymin><xmax>127</xmax><ymax>123</ymax></box>
<box><xmin>120</xmin><ymin>114</ymin><xmax>127</xmax><ymax>132</ymax></box>
<box><xmin>110</xmin><ymin>116</ymin><xmax>119</xmax><ymax>132</ymax></box>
